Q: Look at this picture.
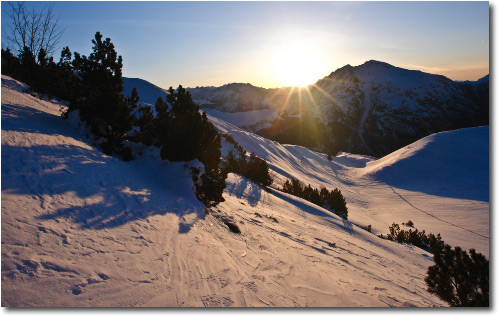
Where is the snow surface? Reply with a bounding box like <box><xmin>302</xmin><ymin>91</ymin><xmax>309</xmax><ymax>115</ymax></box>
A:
<box><xmin>1</xmin><ymin>75</ymin><xmax>488</xmax><ymax>307</ymax></box>
<box><xmin>122</xmin><ymin>77</ymin><xmax>169</xmax><ymax>108</ymax></box>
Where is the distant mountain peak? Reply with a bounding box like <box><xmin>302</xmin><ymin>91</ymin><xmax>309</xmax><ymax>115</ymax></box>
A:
<box><xmin>476</xmin><ymin>74</ymin><xmax>489</xmax><ymax>84</ymax></box>
<box><xmin>328</xmin><ymin>60</ymin><xmax>396</xmax><ymax>79</ymax></box>
<box><xmin>328</xmin><ymin>64</ymin><xmax>353</xmax><ymax>77</ymax></box>
<box><xmin>359</xmin><ymin>60</ymin><xmax>393</xmax><ymax>68</ymax></box>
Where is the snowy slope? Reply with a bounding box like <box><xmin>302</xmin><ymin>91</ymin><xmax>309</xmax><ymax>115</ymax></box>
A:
<box><xmin>207</xmin><ymin>113</ymin><xmax>489</xmax><ymax>258</ymax></box>
<box><xmin>123</xmin><ymin>77</ymin><xmax>168</xmax><ymax>108</ymax></box>
<box><xmin>361</xmin><ymin>127</ymin><xmax>489</xmax><ymax>202</ymax></box>
<box><xmin>1</xmin><ymin>75</ymin><xmax>488</xmax><ymax>307</ymax></box>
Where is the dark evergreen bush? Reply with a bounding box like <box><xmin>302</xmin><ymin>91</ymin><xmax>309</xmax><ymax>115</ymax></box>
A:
<box><xmin>362</xmin><ymin>224</ymin><xmax>372</xmax><ymax>233</ymax></box>
<box><xmin>134</xmin><ymin>103</ymin><xmax>157</xmax><ymax>147</ymax></box>
<box><xmin>387</xmin><ymin>222</ymin><xmax>444</xmax><ymax>253</ymax></box>
<box><xmin>224</xmin><ymin>221</ymin><xmax>241</xmax><ymax>234</ymax></box>
<box><xmin>67</xmin><ymin>32</ymin><xmax>135</xmax><ymax>160</ymax></box>
<box><xmin>282</xmin><ymin>178</ymin><xmax>304</xmax><ymax>197</ymax></box>
<box><xmin>281</xmin><ymin>178</ymin><xmax>348</xmax><ymax>219</ymax></box>
<box><xmin>328</xmin><ymin>188</ymin><xmax>348</xmax><ymax>219</ymax></box>
<box><xmin>403</xmin><ymin>219</ymin><xmax>414</xmax><ymax>227</ymax></box>
<box><xmin>152</xmin><ymin>86</ymin><xmax>226</xmax><ymax>206</ymax></box>
<box><xmin>1</xmin><ymin>48</ymin><xmax>21</xmax><ymax>76</ymax></box>
<box><xmin>194</xmin><ymin>170</ymin><xmax>226</xmax><ymax>207</ymax></box>
<box><xmin>220</xmin><ymin>136</ymin><xmax>273</xmax><ymax>188</ymax></box>
<box><xmin>425</xmin><ymin>245</ymin><xmax>489</xmax><ymax>307</ymax></box>
<box><xmin>220</xmin><ymin>134</ymin><xmax>248</xmax><ymax>177</ymax></box>
<box><xmin>244</xmin><ymin>152</ymin><xmax>273</xmax><ymax>187</ymax></box>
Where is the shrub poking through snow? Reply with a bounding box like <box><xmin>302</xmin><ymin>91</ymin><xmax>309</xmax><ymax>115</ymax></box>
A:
<box><xmin>386</xmin><ymin>222</ymin><xmax>444</xmax><ymax>253</ymax></box>
<box><xmin>281</xmin><ymin>178</ymin><xmax>348</xmax><ymax>219</ymax></box>
<box><xmin>244</xmin><ymin>153</ymin><xmax>273</xmax><ymax>187</ymax></box>
<box><xmin>425</xmin><ymin>245</ymin><xmax>489</xmax><ymax>307</ymax></box>
<box><xmin>383</xmin><ymin>222</ymin><xmax>489</xmax><ymax>305</ymax></box>
<box><xmin>362</xmin><ymin>225</ymin><xmax>372</xmax><ymax>233</ymax></box>
<box><xmin>191</xmin><ymin>167</ymin><xmax>226</xmax><ymax>207</ymax></box>
<box><xmin>224</xmin><ymin>222</ymin><xmax>241</xmax><ymax>234</ymax></box>
<box><xmin>328</xmin><ymin>188</ymin><xmax>348</xmax><ymax>219</ymax></box>
<box><xmin>221</xmin><ymin>145</ymin><xmax>273</xmax><ymax>188</ymax></box>
<box><xmin>403</xmin><ymin>220</ymin><xmax>414</xmax><ymax>227</ymax></box>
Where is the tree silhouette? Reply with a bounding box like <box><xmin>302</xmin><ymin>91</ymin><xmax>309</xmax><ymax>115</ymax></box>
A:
<box><xmin>328</xmin><ymin>188</ymin><xmax>348</xmax><ymax>219</ymax></box>
<box><xmin>70</xmin><ymin>32</ymin><xmax>133</xmax><ymax>160</ymax></box>
<box><xmin>425</xmin><ymin>245</ymin><xmax>488</xmax><ymax>307</ymax></box>
<box><xmin>4</xmin><ymin>2</ymin><xmax>64</xmax><ymax>59</ymax></box>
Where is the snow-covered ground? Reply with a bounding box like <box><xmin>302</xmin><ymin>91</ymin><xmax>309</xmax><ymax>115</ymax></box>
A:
<box><xmin>1</xmin><ymin>75</ymin><xmax>488</xmax><ymax>307</ymax></box>
<box><xmin>209</xmin><ymin>114</ymin><xmax>489</xmax><ymax>257</ymax></box>
<box><xmin>122</xmin><ymin>77</ymin><xmax>169</xmax><ymax>108</ymax></box>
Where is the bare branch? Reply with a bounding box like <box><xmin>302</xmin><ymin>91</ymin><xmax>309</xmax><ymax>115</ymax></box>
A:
<box><xmin>3</xmin><ymin>2</ymin><xmax>64</xmax><ymax>60</ymax></box>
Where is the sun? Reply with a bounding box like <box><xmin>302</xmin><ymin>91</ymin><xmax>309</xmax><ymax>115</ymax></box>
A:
<box><xmin>274</xmin><ymin>48</ymin><xmax>324</xmax><ymax>87</ymax></box>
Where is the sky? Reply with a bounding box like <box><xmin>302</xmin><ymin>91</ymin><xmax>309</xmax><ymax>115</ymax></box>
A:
<box><xmin>1</xmin><ymin>1</ymin><xmax>490</xmax><ymax>89</ymax></box>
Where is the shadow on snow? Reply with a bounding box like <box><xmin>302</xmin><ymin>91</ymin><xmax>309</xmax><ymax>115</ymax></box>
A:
<box><xmin>2</xmin><ymin>141</ymin><xmax>204</xmax><ymax>233</ymax></box>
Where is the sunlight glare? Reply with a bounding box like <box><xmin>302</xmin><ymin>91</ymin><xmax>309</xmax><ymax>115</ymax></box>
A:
<box><xmin>275</xmin><ymin>48</ymin><xmax>325</xmax><ymax>87</ymax></box>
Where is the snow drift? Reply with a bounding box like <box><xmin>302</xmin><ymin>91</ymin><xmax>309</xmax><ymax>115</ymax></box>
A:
<box><xmin>361</xmin><ymin>127</ymin><xmax>489</xmax><ymax>202</ymax></box>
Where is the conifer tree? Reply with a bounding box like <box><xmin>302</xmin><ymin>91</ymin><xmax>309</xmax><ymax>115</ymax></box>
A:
<box><xmin>319</xmin><ymin>187</ymin><xmax>329</xmax><ymax>205</ymax></box>
<box><xmin>1</xmin><ymin>48</ymin><xmax>21</xmax><ymax>76</ymax></box>
<box><xmin>161</xmin><ymin>85</ymin><xmax>202</xmax><ymax>162</ymax></box>
<box><xmin>425</xmin><ymin>245</ymin><xmax>489</xmax><ymax>307</ymax></box>
<box><xmin>135</xmin><ymin>104</ymin><xmax>157</xmax><ymax>147</ymax></box>
<box><xmin>329</xmin><ymin>188</ymin><xmax>348</xmax><ymax>219</ymax></box>
<box><xmin>157</xmin><ymin>86</ymin><xmax>225</xmax><ymax>206</ymax></box>
<box><xmin>198</xmin><ymin>111</ymin><xmax>222</xmax><ymax>174</ymax></box>
<box><xmin>125</xmin><ymin>87</ymin><xmax>139</xmax><ymax>118</ymax></box>
<box><xmin>58</xmin><ymin>46</ymin><xmax>72</xmax><ymax>69</ymax></box>
<box><xmin>69</xmin><ymin>32</ymin><xmax>134</xmax><ymax>159</ymax></box>
<box><xmin>51</xmin><ymin>46</ymin><xmax>77</xmax><ymax>101</ymax></box>
<box><xmin>154</xmin><ymin>96</ymin><xmax>172</xmax><ymax>148</ymax></box>
<box><xmin>245</xmin><ymin>152</ymin><xmax>273</xmax><ymax>187</ymax></box>
<box><xmin>18</xmin><ymin>46</ymin><xmax>38</xmax><ymax>86</ymax></box>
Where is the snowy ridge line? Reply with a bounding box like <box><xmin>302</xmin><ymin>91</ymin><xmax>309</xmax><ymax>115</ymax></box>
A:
<box><xmin>388</xmin><ymin>186</ymin><xmax>488</xmax><ymax>240</ymax></box>
<box><xmin>210</xmin><ymin>101</ymin><xmax>488</xmax><ymax>257</ymax></box>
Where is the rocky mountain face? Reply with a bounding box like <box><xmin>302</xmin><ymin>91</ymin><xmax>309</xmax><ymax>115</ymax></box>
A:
<box><xmin>187</xmin><ymin>83</ymin><xmax>275</xmax><ymax>112</ymax></box>
<box><xmin>187</xmin><ymin>60</ymin><xmax>488</xmax><ymax>157</ymax></box>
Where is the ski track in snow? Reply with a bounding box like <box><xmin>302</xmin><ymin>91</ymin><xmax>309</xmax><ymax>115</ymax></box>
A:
<box><xmin>387</xmin><ymin>185</ymin><xmax>488</xmax><ymax>240</ymax></box>
<box><xmin>1</xmin><ymin>75</ymin><xmax>488</xmax><ymax>307</ymax></box>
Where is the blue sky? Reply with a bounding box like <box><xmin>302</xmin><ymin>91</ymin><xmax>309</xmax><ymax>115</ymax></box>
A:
<box><xmin>1</xmin><ymin>1</ymin><xmax>489</xmax><ymax>88</ymax></box>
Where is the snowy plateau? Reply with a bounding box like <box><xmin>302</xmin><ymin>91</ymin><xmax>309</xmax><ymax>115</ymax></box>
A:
<box><xmin>1</xmin><ymin>74</ymin><xmax>489</xmax><ymax>307</ymax></box>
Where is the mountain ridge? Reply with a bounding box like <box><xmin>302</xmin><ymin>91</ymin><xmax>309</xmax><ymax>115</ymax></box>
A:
<box><xmin>124</xmin><ymin>60</ymin><xmax>488</xmax><ymax>157</ymax></box>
